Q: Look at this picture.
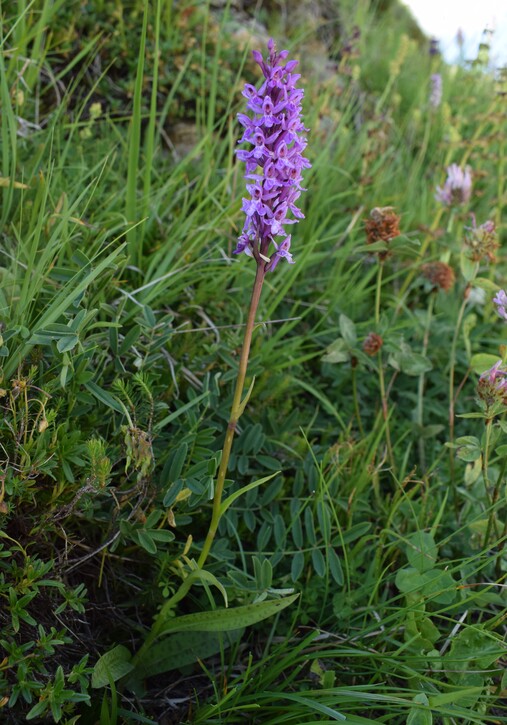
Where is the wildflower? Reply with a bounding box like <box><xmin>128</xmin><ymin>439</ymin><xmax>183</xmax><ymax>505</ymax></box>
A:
<box><xmin>493</xmin><ymin>289</ymin><xmax>507</xmax><ymax>321</ymax></box>
<box><xmin>363</xmin><ymin>332</ymin><xmax>383</xmax><ymax>356</ymax></box>
<box><xmin>235</xmin><ymin>39</ymin><xmax>310</xmax><ymax>270</ymax></box>
<box><xmin>429</xmin><ymin>37</ymin><xmax>440</xmax><ymax>56</ymax></box>
<box><xmin>435</xmin><ymin>164</ymin><xmax>472</xmax><ymax>206</ymax></box>
<box><xmin>421</xmin><ymin>261</ymin><xmax>455</xmax><ymax>292</ymax></box>
<box><xmin>477</xmin><ymin>361</ymin><xmax>507</xmax><ymax>409</ymax></box>
<box><xmin>429</xmin><ymin>73</ymin><xmax>442</xmax><ymax>109</ymax></box>
<box><xmin>365</xmin><ymin>206</ymin><xmax>401</xmax><ymax>259</ymax></box>
<box><xmin>464</xmin><ymin>216</ymin><xmax>498</xmax><ymax>262</ymax></box>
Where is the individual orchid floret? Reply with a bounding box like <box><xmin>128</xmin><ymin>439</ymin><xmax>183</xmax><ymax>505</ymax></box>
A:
<box><xmin>493</xmin><ymin>290</ymin><xmax>507</xmax><ymax>321</ymax></box>
<box><xmin>464</xmin><ymin>215</ymin><xmax>498</xmax><ymax>262</ymax></box>
<box><xmin>429</xmin><ymin>73</ymin><xmax>442</xmax><ymax>109</ymax></box>
<box><xmin>435</xmin><ymin>164</ymin><xmax>472</xmax><ymax>206</ymax></box>
<box><xmin>235</xmin><ymin>38</ymin><xmax>310</xmax><ymax>270</ymax></box>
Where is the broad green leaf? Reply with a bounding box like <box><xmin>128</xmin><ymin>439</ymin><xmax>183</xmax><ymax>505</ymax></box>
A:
<box><xmin>470</xmin><ymin>353</ymin><xmax>501</xmax><ymax>374</ymax></box>
<box><xmin>92</xmin><ymin>645</ymin><xmax>133</xmax><ymax>688</ymax></box>
<box><xmin>405</xmin><ymin>531</ymin><xmax>438</xmax><ymax>573</ymax></box>
<box><xmin>322</xmin><ymin>338</ymin><xmax>349</xmax><ymax>364</ymax></box>
<box><xmin>130</xmin><ymin>629</ymin><xmax>243</xmax><ymax>680</ymax></box>
<box><xmin>339</xmin><ymin>314</ymin><xmax>357</xmax><ymax>346</ymax></box>
<box><xmin>157</xmin><ymin>593</ymin><xmax>299</xmax><ymax>638</ymax></box>
<box><xmin>407</xmin><ymin>693</ymin><xmax>432</xmax><ymax>725</ymax></box>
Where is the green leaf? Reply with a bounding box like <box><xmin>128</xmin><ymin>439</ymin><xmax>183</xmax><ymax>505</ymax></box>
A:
<box><xmin>405</xmin><ymin>531</ymin><xmax>438</xmax><ymax>573</ymax></box>
<box><xmin>460</xmin><ymin>252</ymin><xmax>479</xmax><ymax>282</ymax></box>
<box><xmin>132</xmin><ymin>629</ymin><xmax>243</xmax><ymax>680</ymax></box>
<box><xmin>85</xmin><ymin>381</ymin><xmax>125</xmax><ymax>414</ymax></box>
<box><xmin>137</xmin><ymin>530</ymin><xmax>157</xmax><ymax>554</ymax></box>
<box><xmin>311</xmin><ymin>548</ymin><xmax>326</xmax><ymax>577</ymax></box>
<box><xmin>329</xmin><ymin>548</ymin><xmax>344</xmax><ymax>586</ymax></box>
<box><xmin>220</xmin><ymin>472</ymin><xmax>278</xmax><ymax>516</ymax></box>
<box><xmin>92</xmin><ymin>645</ymin><xmax>134</xmax><ymax>688</ymax></box>
<box><xmin>339</xmin><ymin>314</ymin><xmax>357</xmax><ymax>346</ymax></box>
<box><xmin>56</xmin><ymin>334</ymin><xmax>79</xmax><ymax>353</ymax></box>
<box><xmin>322</xmin><ymin>338</ymin><xmax>349</xmax><ymax>364</ymax></box>
<box><xmin>157</xmin><ymin>593</ymin><xmax>299</xmax><ymax>638</ymax></box>
<box><xmin>470</xmin><ymin>353</ymin><xmax>501</xmax><ymax>374</ymax></box>
<box><xmin>291</xmin><ymin>551</ymin><xmax>305</xmax><ymax>582</ymax></box>
<box><xmin>407</xmin><ymin>693</ymin><xmax>433</xmax><ymax>725</ymax></box>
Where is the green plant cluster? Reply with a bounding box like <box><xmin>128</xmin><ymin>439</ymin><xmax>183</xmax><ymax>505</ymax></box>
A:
<box><xmin>1</xmin><ymin>0</ymin><xmax>507</xmax><ymax>723</ymax></box>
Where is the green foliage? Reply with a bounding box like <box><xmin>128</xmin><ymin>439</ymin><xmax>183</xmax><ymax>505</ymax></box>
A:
<box><xmin>2</xmin><ymin>0</ymin><xmax>507</xmax><ymax>723</ymax></box>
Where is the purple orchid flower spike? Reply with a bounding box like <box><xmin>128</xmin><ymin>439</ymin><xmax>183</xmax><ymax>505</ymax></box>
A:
<box><xmin>235</xmin><ymin>39</ymin><xmax>310</xmax><ymax>270</ymax></box>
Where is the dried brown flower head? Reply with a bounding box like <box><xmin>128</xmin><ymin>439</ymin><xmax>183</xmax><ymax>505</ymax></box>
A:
<box><xmin>421</xmin><ymin>262</ymin><xmax>455</xmax><ymax>292</ymax></box>
<box><xmin>363</xmin><ymin>332</ymin><xmax>383</xmax><ymax>356</ymax></box>
<box><xmin>365</xmin><ymin>206</ymin><xmax>401</xmax><ymax>259</ymax></box>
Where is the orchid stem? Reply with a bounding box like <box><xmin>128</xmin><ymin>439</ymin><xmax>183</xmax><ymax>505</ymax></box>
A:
<box><xmin>198</xmin><ymin>262</ymin><xmax>266</xmax><ymax>569</ymax></box>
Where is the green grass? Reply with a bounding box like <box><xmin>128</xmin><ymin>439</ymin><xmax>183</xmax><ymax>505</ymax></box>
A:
<box><xmin>1</xmin><ymin>0</ymin><xmax>507</xmax><ymax>723</ymax></box>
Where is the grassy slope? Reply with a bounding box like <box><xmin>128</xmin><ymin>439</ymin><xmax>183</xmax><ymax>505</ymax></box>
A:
<box><xmin>1</xmin><ymin>0</ymin><xmax>507</xmax><ymax>723</ymax></box>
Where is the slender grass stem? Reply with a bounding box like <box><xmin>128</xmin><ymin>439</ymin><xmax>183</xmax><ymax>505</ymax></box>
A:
<box><xmin>416</xmin><ymin>293</ymin><xmax>435</xmax><ymax>471</ymax></box>
<box><xmin>448</xmin><ymin>287</ymin><xmax>469</xmax><ymax>494</ymax></box>
<box><xmin>374</xmin><ymin>261</ymin><xmax>395</xmax><ymax>470</ymax></box>
<box><xmin>351</xmin><ymin>363</ymin><xmax>364</xmax><ymax>435</ymax></box>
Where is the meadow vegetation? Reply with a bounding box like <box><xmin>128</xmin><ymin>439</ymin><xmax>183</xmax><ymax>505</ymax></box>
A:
<box><xmin>1</xmin><ymin>0</ymin><xmax>507</xmax><ymax>722</ymax></box>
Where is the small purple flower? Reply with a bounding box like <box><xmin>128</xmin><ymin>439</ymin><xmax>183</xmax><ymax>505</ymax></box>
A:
<box><xmin>477</xmin><ymin>360</ymin><xmax>507</xmax><ymax>409</ymax></box>
<box><xmin>235</xmin><ymin>39</ymin><xmax>310</xmax><ymax>270</ymax></box>
<box><xmin>493</xmin><ymin>290</ymin><xmax>507</xmax><ymax>320</ymax></box>
<box><xmin>464</xmin><ymin>215</ymin><xmax>498</xmax><ymax>262</ymax></box>
<box><xmin>435</xmin><ymin>164</ymin><xmax>472</xmax><ymax>206</ymax></box>
<box><xmin>429</xmin><ymin>73</ymin><xmax>442</xmax><ymax>109</ymax></box>
<box><xmin>429</xmin><ymin>37</ymin><xmax>440</xmax><ymax>56</ymax></box>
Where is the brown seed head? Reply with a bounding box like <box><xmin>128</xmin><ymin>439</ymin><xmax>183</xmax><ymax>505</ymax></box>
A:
<box><xmin>421</xmin><ymin>262</ymin><xmax>455</xmax><ymax>292</ymax></box>
<box><xmin>365</xmin><ymin>207</ymin><xmax>401</xmax><ymax>259</ymax></box>
<box><xmin>363</xmin><ymin>332</ymin><xmax>383</xmax><ymax>356</ymax></box>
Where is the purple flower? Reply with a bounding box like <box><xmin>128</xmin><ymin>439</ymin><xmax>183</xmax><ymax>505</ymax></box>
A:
<box><xmin>464</xmin><ymin>215</ymin><xmax>498</xmax><ymax>262</ymax></box>
<box><xmin>435</xmin><ymin>164</ymin><xmax>472</xmax><ymax>206</ymax></box>
<box><xmin>429</xmin><ymin>73</ymin><xmax>442</xmax><ymax>109</ymax></box>
<box><xmin>477</xmin><ymin>360</ymin><xmax>507</xmax><ymax>409</ymax></box>
<box><xmin>235</xmin><ymin>38</ymin><xmax>310</xmax><ymax>270</ymax></box>
<box><xmin>493</xmin><ymin>290</ymin><xmax>507</xmax><ymax>320</ymax></box>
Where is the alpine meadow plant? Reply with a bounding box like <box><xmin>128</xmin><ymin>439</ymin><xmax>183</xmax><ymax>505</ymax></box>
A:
<box><xmin>198</xmin><ymin>37</ymin><xmax>310</xmax><ymax>567</ymax></box>
<box><xmin>435</xmin><ymin>163</ymin><xmax>472</xmax><ymax>206</ymax></box>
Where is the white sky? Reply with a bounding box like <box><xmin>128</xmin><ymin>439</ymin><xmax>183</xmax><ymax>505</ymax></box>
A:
<box><xmin>402</xmin><ymin>0</ymin><xmax>507</xmax><ymax>67</ymax></box>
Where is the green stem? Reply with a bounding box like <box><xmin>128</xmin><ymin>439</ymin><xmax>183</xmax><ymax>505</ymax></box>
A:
<box><xmin>198</xmin><ymin>262</ymin><xmax>266</xmax><ymax>569</ymax></box>
<box><xmin>416</xmin><ymin>293</ymin><xmax>435</xmax><ymax>471</ymax></box>
<box><xmin>132</xmin><ymin>261</ymin><xmax>267</xmax><ymax>667</ymax></box>
<box><xmin>351</xmin><ymin>363</ymin><xmax>364</xmax><ymax>435</ymax></box>
<box><xmin>374</xmin><ymin>262</ymin><xmax>395</xmax><ymax>470</ymax></box>
<box><xmin>448</xmin><ymin>288</ymin><xmax>469</xmax><ymax>492</ymax></box>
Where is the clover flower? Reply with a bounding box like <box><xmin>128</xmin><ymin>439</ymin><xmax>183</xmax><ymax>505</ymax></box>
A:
<box><xmin>464</xmin><ymin>216</ymin><xmax>498</xmax><ymax>262</ymax></box>
<box><xmin>364</xmin><ymin>206</ymin><xmax>401</xmax><ymax>260</ymax></box>
<box><xmin>435</xmin><ymin>164</ymin><xmax>472</xmax><ymax>206</ymax></box>
<box><xmin>477</xmin><ymin>360</ymin><xmax>507</xmax><ymax>409</ymax></box>
<box><xmin>493</xmin><ymin>289</ymin><xmax>507</xmax><ymax>320</ymax></box>
<box><xmin>363</xmin><ymin>332</ymin><xmax>383</xmax><ymax>356</ymax></box>
<box><xmin>429</xmin><ymin>73</ymin><xmax>442</xmax><ymax>109</ymax></box>
<box><xmin>235</xmin><ymin>39</ymin><xmax>310</xmax><ymax>271</ymax></box>
<box><xmin>421</xmin><ymin>261</ymin><xmax>455</xmax><ymax>291</ymax></box>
